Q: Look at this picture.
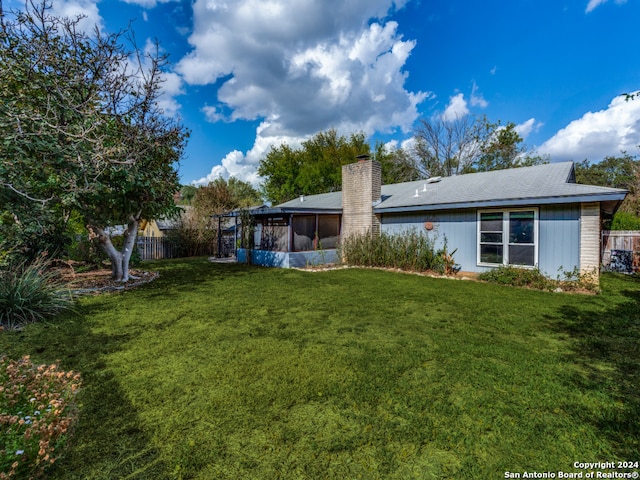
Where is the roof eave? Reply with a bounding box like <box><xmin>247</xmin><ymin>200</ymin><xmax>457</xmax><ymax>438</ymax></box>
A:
<box><xmin>374</xmin><ymin>192</ymin><xmax>629</xmax><ymax>214</ymax></box>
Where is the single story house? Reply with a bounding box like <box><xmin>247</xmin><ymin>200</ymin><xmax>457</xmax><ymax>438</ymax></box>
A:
<box><xmin>236</xmin><ymin>159</ymin><xmax>627</xmax><ymax>280</ymax></box>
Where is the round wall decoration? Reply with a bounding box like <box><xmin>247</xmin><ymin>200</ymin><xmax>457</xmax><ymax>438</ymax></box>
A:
<box><xmin>424</xmin><ymin>221</ymin><xmax>434</xmax><ymax>231</ymax></box>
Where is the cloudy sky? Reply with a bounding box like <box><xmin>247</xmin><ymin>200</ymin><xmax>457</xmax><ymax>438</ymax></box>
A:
<box><xmin>6</xmin><ymin>0</ymin><xmax>640</xmax><ymax>185</ymax></box>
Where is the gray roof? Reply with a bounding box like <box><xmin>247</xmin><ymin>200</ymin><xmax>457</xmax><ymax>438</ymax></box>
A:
<box><xmin>263</xmin><ymin>162</ymin><xmax>627</xmax><ymax>215</ymax></box>
<box><xmin>274</xmin><ymin>191</ymin><xmax>343</xmax><ymax>212</ymax></box>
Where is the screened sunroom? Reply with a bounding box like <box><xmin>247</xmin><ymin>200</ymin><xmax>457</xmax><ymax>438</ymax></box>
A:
<box><xmin>235</xmin><ymin>203</ymin><xmax>342</xmax><ymax>267</ymax></box>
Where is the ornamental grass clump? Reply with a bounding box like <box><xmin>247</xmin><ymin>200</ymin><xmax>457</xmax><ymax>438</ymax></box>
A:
<box><xmin>0</xmin><ymin>257</ymin><xmax>73</xmax><ymax>330</ymax></box>
<box><xmin>0</xmin><ymin>355</ymin><xmax>81</xmax><ymax>479</ymax></box>
<box><xmin>339</xmin><ymin>229</ymin><xmax>457</xmax><ymax>273</ymax></box>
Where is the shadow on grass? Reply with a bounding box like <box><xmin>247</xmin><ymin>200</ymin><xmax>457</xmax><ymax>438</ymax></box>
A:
<box><xmin>137</xmin><ymin>258</ymin><xmax>270</xmax><ymax>299</ymax></box>
<box><xmin>0</xmin><ymin>305</ymin><xmax>168</xmax><ymax>479</ymax></box>
<box><xmin>549</xmin><ymin>273</ymin><xmax>640</xmax><ymax>459</ymax></box>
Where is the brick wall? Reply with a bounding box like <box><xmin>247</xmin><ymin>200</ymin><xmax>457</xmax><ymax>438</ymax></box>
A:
<box><xmin>341</xmin><ymin>159</ymin><xmax>381</xmax><ymax>239</ymax></box>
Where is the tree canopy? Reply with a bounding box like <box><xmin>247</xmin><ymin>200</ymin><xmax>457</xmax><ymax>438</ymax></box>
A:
<box><xmin>257</xmin><ymin>120</ymin><xmax>545</xmax><ymax>206</ymax></box>
<box><xmin>258</xmin><ymin>130</ymin><xmax>370</xmax><ymax>204</ymax></box>
<box><xmin>575</xmin><ymin>154</ymin><xmax>640</xmax><ymax>217</ymax></box>
<box><xmin>0</xmin><ymin>2</ymin><xmax>188</xmax><ymax>279</ymax></box>
<box><xmin>192</xmin><ymin>177</ymin><xmax>262</xmax><ymax>216</ymax></box>
<box><xmin>412</xmin><ymin>116</ymin><xmax>547</xmax><ymax>177</ymax></box>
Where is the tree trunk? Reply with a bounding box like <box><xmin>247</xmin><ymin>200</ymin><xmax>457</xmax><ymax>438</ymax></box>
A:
<box><xmin>92</xmin><ymin>216</ymin><xmax>139</xmax><ymax>282</ymax></box>
<box><xmin>120</xmin><ymin>218</ymin><xmax>139</xmax><ymax>281</ymax></box>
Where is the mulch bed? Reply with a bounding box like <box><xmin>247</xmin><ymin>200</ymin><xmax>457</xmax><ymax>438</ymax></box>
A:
<box><xmin>58</xmin><ymin>267</ymin><xmax>159</xmax><ymax>295</ymax></box>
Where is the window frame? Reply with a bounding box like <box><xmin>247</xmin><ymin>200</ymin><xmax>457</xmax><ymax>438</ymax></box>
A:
<box><xmin>477</xmin><ymin>208</ymin><xmax>539</xmax><ymax>268</ymax></box>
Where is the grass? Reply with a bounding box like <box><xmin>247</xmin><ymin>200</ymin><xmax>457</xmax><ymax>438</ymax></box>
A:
<box><xmin>0</xmin><ymin>257</ymin><xmax>74</xmax><ymax>330</ymax></box>
<box><xmin>0</xmin><ymin>258</ymin><xmax>638</xmax><ymax>479</ymax></box>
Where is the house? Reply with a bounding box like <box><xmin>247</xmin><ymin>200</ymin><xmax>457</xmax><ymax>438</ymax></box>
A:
<box><xmin>139</xmin><ymin>206</ymin><xmax>191</xmax><ymax>238</ymax></box>
<box><xmin>237</xmin><ymin>159</ymin><xmax>627</xmax><ymax>280</ymax></box>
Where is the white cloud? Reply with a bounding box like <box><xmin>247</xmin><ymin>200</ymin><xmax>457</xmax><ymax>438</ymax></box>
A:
<box><xmin>139</xmin><ymin>39</ymin><xmax>185</xmax><ymax>117</ymax></box>
<box><xmin>119</xmin><ymin>0</ymin><xmax>177</xmax><ymax>8</ymax></box>
<box><xmin>470</xmin><ymin>82</ymin><xmax>488</xmax><ymax>108</ymax></box>
<box><xmin>441</xmin><ymin>93</ymin><xmax>469</xmax><ymax>122</ymax></box>
<box><xmin>192</xmin><ymin>121</ymin><xmax>307</xmax><ymax>186</ymax></box>
<box><xmin>49</xmin><ymin>0</ymin><xmax>104</xmax><ymax>32</ymax></box>
<box><xmin>537</xmin><ymin>92</ymin><xmax>640</xmax><ymax>161</ymax></box>
<box><xmin>586</xmin><ymin>0</ymin><xmax>628</xmax><ymax>13</ymax></box>
<box><xmin>157</xmin><ymin>70</ymin><xmax>184</xmax><ymax>116</ymax></box>
<box><xmin>514</xmin><ymin>118</ymin><xmax>543</xmax><ymax>140</ymax></box>
<box><xmin>178</xmin><ymin>0</ymin><xmax>427</xmax><ymax>180</ymax></box>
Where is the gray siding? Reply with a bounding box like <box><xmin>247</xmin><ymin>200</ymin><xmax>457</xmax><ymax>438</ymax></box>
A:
<box><xmin>381</xmin><ymin>204</ymin><xmax>582</xmax><ymax>276</ymax></box>
<box><xmin>380</xmin><ymin>209</ymin><xmax>481</xmax><ymax>272</ymax></box>
<box><xmin>539</xmin><ymin>204</ymin><xmax>580</xmax><ymax>277</ymax></box>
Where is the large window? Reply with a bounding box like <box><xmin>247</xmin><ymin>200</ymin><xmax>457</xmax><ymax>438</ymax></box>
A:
<box><xmin>261</xmin><ymin>217</ymin><xmax>288</xmax><ymax>251</ymax></box>
<box><xmin>317</xmin><ymin>215</ymin><xmax>340</xmax><ymax>249</ymax></box>
<box><xmin>292</xmin><ymin>215</ymin><xmax>315</xmax><ymax>251</ymax></box>
<box><xmin>478</xmin><ymin>209</ymin><xmax>537</xmax><ymax>267</ymax></box>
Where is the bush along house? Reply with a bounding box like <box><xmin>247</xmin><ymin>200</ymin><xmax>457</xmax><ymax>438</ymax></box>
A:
<box><xmin>235</xmin><ymin>158</ymin><xmax>627</xmax><ymax>283</ymax></box>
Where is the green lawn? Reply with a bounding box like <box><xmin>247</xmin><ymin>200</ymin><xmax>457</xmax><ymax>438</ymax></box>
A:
<box><xmin>1</xmin><ymin>258</ymin><xmax>639</xmax><ymax>479</ymax></box>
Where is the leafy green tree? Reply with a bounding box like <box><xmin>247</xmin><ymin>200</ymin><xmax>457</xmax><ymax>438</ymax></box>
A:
<box><xmin>575</xmin><ymin>154</ymin><xmax>639</xmax><ymax>191</ymax></box>
<box><xmin>171</xmin><ymin>177</ymin><xmax>261</xmax><ymax>257</ymax></box>
<box><xmin>0</xmin><ymin>2</ymin><xmax>188</xmax><ymax>280</ymax></box>
<box><xmin>179</xmin><ymin>185</ymin><xmax>198</xmax><ymax>205</ymax></box>
<box><xmin>258</xmin><ymin>130</ymin><xmax>370</xmax><ymax>204</ymax></box>
<box><xmin>227</xmin><ymin>177</ymin><xmax>263</xmax><ymax>208</ymax></box>
<box><xmin>575</xmin><ymin>153</ymin><xmax>640</xmax><ymax>218</ymax></box>
<box><xmin>192</xmin><ymin>177</ymin><xmax>261</xmax><ymax>215</ymax></box>
<box><xmin>373</xmin><ymin>141</ymin><xmax>421</xmax><ymax>184</ymax></box>
<box><xmin>474</xmin><ymin>122</ymin><xmax>547</xmax><ymax>171</ymax></box>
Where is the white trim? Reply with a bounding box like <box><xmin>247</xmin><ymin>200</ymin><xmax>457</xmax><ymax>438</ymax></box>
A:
<box><xmin>477</xmin><ymin>207</ymin><xmax>539</xmax><ymax>268</ymax></box>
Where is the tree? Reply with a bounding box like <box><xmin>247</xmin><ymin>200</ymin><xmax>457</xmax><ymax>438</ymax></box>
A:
<box><xmin>0</xmin><ymin>2</ymin><xmax>188</xmax><ymax>280</ymax></box>
<box><xmin>474</xmin><ymin>122</ymin><xmax>522</xmax><ymax>172</ymax></box>
<box><xmin>226</xmin><ymin>177</ymin><xmax>263</xmax><ymax>208</ymax></box>
<box><xmin>412</xmin><ymin>115</ymin><xmax>493</xmax><ymax>177</ymax></box>
<box><xmin>373</xmin><ymin>141</ymin><xmax>421</xmax><ymax>184</ymax></box>
<box><xmin>412</xmin><ymin>116</ymin><xmax>547</xmax><ymax>176</ymax></box>
<box><xmin>575</xmin><ymin>154</ymin><xmax>640</xmax><ymax>216</ymax></box>
<box><xmin>179</xmin><ymin>185</ymin><xmax>197</xmax><ymax>205</ymax></box>
<box><xmin>474</xmin><ymin>122</ymin><xmax>548</xmax><ymax>172</ymax></box>
<box><xmin>171</xmin><ymin>177</ymin><xmax>261</xmax><ymax>257</ymax></box>
<box><xmin>258</xmin><ymin>130</ymin><xmax>370</xmax><ymax>204</ymax></box>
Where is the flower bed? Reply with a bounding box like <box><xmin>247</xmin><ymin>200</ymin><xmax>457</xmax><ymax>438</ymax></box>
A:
<box><xmin>0</xmin><ymin>355</ymin><xmax>81</xmax><ymax>479</ymax></box>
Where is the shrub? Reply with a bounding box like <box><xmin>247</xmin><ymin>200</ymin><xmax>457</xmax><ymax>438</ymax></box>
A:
<box><xmin>339</xmin><ymin>229</ymin><xmax>459</xmax><ymax>274</ymax></box>
<box><xmin>478</xmin><ymin>265</ymin><xmax>600</xmax><ymax>293</ymax></box>
<box><xmin>478</xmin><ymin>266</ymin><xmax>551</xmax><ymax>290</ymax></box>
<box><xmin>67</xmin><ymin>235</ymin><xmax>105</xmax><ymax>268</ymax></box>
<box><xmin>0</xmin><ymin>257</ymin><xmax>74</xmax><ymax>330</ymax></box>
<box><xmin>608</xmin><ymin>211</ymin><xmax>640</xmax><ymax>230</ymax></box>
<box><xmin>0</xmin><ymin>355</ymin><xmax>81</xmax><ymax>479</ymax></box>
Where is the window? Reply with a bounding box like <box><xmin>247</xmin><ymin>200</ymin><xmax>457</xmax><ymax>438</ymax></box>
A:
<box><xmin>478</xmin><ymin>209</ymin><xmax>537</xmax><ymax>267</ymax></box>
<box><xmin>317</xmin><ymin>215</ymin><xmax>340</xmax><ymax>249</ymax></box>
<box><xmin>292</xmin><ymin>215</ymin><xmax>315</xmax><ymax>251</ymax></box>
<box><xmin>261</xmin><ymin>217</ymin><xmax>288</xmax><ymax>251</ymax></box>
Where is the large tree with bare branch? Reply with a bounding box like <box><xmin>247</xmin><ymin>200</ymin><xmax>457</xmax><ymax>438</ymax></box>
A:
<box><xmin>0</xmin><ymin>1</ymin><xmax>188</xmax><ymax>280</ymax></box>
<box><xmin>411</xmin><ymin>115</ymin><xmax>494</xmax><ymax>178</ymax></box>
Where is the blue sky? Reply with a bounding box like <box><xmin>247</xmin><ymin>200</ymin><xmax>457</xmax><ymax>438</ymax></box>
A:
<box><xmin>7</xmin><ymin>0</ymin><xmax>640</xmax><ymax>186</ymax></box>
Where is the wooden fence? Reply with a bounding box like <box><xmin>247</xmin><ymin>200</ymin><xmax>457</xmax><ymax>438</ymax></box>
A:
<box><xmin>136</xmin><ymin>236</ymin><xmax>179</xmax><ymax>260</ymax></box>
<box><xmin>136</xmin><ymin>236</ymin><xmax>230</xmax><ymax>260</ymax></box>
<box><xmin>601</xmin><ymin>230</ymin><xmax>640</xmax><ymax>273</ymax></box>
